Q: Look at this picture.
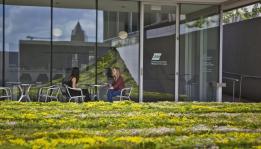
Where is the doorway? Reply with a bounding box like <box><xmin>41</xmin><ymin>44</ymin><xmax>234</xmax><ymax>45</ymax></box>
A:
<box><xmin>141</xmin><ymin>3</ymin><xmax>177</xmax><ymax>101</ymax></box>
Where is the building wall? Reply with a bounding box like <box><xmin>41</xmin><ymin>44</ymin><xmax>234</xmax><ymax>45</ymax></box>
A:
<box><xmin>0</xmin><ymin>52</ymin><xmax>19</xmax><ymax>83</ymax></box>
<box><xmin>0</xmin><ymin>52</ymin><xmax>2</xmax><ymax>84</ymax></box>
<box><xmin>143</xmin><ymin>24</ymin><xmax>176</xmax><ymax>94</ymax></box>
<box><xmin>223</xmin><ymin>17</ymin><xmax>261</xmax><ymax>100</ymax></box>
<box><xmin>19</xmin><ymin>41</ymin><xmax>110</xmax><ymax>83</ymax></box>
<box><xmin>116</xmin><ymin>44</ymin><xmax>139</xmax><ymax>83</ymax></box>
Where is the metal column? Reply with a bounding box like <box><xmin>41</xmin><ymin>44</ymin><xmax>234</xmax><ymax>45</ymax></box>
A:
<box><xmin>139</xmin><ymin>2</ymin><xmax>144</xmax><ymax>103</ymax></box>
<box><xmin>175</xmin><ymin>4</ymin><xmax>180</xmax><ymax>102</ymax></box>
<box><xmin>217</xmin><ymin>5</ymin><xmax>223</xmax><ymax>102</ymax></box>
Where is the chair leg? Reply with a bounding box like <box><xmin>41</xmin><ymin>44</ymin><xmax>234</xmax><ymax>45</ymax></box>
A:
<box><xmin>38</xmin><ymin>93</ymin><xmax>41</xmax><ymax>102</ymax></box>
<box><xmin>7</xmin><ymin>88</ymin><xmax>12</xmax><ymax>100</ymax></box>
<box><xmin>6</xmin><ymin>90</ymin><xmax>10</xmax><ymax>100</ymax></box>
<box><xmin>27</xmin><ymin>95</ymin><xmax>31</xmax><ymax>102</ymax></box>
<box><xmin>18</xmin><ymin>96</ymin><xmax>24</xmax><ymax>102</ymax></box>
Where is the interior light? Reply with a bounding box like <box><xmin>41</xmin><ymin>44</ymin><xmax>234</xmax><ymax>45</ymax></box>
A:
<box><xmin>118</xmin><ymin>31</ymin><xmax>128</xmax><ymax>40</ymax></box>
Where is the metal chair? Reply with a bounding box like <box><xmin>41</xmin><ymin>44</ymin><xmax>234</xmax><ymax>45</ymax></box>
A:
<box><xmin>106</xmin><ymin>87</ymin><xmax>132</xmax><ymax>101</ymax></box>
<box><xmin>116</xmin><ymin>87</ymin><xmax>132</xmax><ymax>101</ymax></box>
<box><xmin>38</xmin><ymin>85</ymin><xmax>60</xmax><ymax>102</ymax></box>
<box><xmin>0</xmin><ymin>87</ymin><xmax>12</xmax><ymax>100</ymax></box>
<box><xmin>64</xmin><ymin>85</ymin><xmax>85</xmax><ymax>103</ymax></box>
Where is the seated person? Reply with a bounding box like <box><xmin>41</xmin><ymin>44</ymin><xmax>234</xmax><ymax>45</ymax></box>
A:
<box><xmin>105</xmin><ymin>67</ymin><xmax>114</xmax><ymax>84</ymax></box>
<box><xmin>65</xmin><ymin>67</ymin><xmax>90</xmax><ymax>102</ymax></box>
<box><xmin>107</xmin><ymin>67</ymin><xmax>125</xmax><ymax>102</ymax></box>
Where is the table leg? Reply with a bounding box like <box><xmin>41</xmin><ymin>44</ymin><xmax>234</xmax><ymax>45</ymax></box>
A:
<box><xmin>26</xmin><ymin>94</ymin><xmax>31</xmax><ymax>102</ymax></box>
<box><xmin>18</xmin><ymin>85</ymin><xmax>31</xmax><ymax>102</ymax></box>
<box><xmin>11</xmin><ymin>87</ymin><xmax>14</xmax><ymax>101</ymax></box>
<box><xmin>97</xmin><ymin>89</ymin><xmax>100</xmax><ymax>100</ymax></box>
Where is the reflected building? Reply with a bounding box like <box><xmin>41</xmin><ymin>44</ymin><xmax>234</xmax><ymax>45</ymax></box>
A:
<box><xmin>1</xmin><ymin>0</ymin><xmax>259</xmax><ymax>102</ymax></box>
<box><xmin>19</xmin><ymin>22</ymin><xmax>110</xmax><ymax>83</ymax></box>
<box><xmin>0</xmin><ymin>51</ymin><xmax>19</xmax><ymax>83</ymax></box>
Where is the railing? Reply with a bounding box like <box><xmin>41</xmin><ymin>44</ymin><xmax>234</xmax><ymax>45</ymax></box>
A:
<box><xmin>223</xmin><ymin>76</ymin><xmax>239</xmax><ymax>102</ymax></box>
<box><xmin>179</xmin><ymin>74</ymin><xmax>199</xmax><ymax>100</ymax></box>
<box><xmin>223</xmin><ymin>71</ymin><xmax>261</xmax><ymax>101</ymax></box>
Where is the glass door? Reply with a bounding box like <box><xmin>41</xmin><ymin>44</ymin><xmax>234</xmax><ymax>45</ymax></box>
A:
<box><xmin>142</xmin><ymin>3</ymin><xmax>176</xmax><ymax>101</ymax></box>
<box><xmin>179</xmin><ymin>4</ymin><xmax>220</xmax><ymax>101</ymax></box>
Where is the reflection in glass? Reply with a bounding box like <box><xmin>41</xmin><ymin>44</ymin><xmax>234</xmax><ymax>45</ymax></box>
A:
<box><xmin>5</xmin><ymin>0</ymin><xmax>51</xmax><ymax>100</ymax></box>
<box><xmin>52</xmin><ymin>0</ymin><xmax>96</xmax><ymax>89</ymax></box>
<box><xmin>179</xmin><ymin>4</ymin><xmax>220</xmax><ymax>101</ymax></box>
<box><xmin>223</xmin><ymin>2</ymin><xmax>261</xmax><ymax>25</ymax></box>
<box><xmin>0</xmin><ymin>1</ymin><xmax>2</xmax><ymax>86</ymax></box>
<box><xmin>98</xmin><ymin>0</ymin><xmax>140</xmax><ymax>100</ymax></box>
<box><xmin>143</xmin><ymin>4</ymin><xmax>176</xmax><ymax>101</ymax></box>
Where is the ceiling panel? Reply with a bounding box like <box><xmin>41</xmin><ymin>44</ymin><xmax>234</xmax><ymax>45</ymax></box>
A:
<box><xmin>2</xmin><ymin>0</ymin><xmax>239</xmax><ymax>11</ymax></box>
<box><xmin>177</xmin><ymin>0</ymin><xmax>231</xmax><ymax>4</ymax></box>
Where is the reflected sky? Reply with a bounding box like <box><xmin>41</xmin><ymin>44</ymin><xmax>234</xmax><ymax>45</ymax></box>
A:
<box><xmin>3</xmin><ymin>5</ymin><xmax>104</xmax><ymax>52</ymax></box>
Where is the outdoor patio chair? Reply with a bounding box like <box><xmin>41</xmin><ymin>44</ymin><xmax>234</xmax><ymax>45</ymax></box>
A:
<box><xmin>63</xmin><ymin>85</ymin><xmax>85</xmax><ymax>103</ymax></box>
<box><xmin>38</xmin><ymin>85</ymin><xmax>60</xmax><ymax>102</ymax></box>
<box><xmin>0</xmin><ymin>87</ymin><xmax>12</xmax><ymax>100</ymax></box>
<box><xmin>106</xmin><ymin>87</ymin><xmax>132</xmax><ymax>101</ymax></box>
<box><xmin>116</xmin><ymin>87</ymin><xmax>132</xmax><ymax>101</ymax></box>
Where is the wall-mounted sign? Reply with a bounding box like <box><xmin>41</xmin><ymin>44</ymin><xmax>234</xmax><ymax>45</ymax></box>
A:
<box><xmin>152</xmin><ymin>53</ymin><xmax>162</xmax><ymax>61</ymax></box>
<box><xmin>151</xmin><ymin>52</ymin><xmax>168</xmax><ymax>66</ymax></box>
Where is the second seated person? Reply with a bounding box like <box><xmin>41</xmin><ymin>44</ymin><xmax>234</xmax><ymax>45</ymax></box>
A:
<box><xmin>67</xmin><ymin>67</ymin><xmax>91</xmax><ymax>102</ymax></box>
<box><xmin>107</xmin><ymin>67</ymin><xmax>125</xmax><ymax>102</ymax></box>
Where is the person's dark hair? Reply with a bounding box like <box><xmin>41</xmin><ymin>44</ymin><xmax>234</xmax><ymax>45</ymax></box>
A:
<box><xmin>70</xmin><ymin>67</ymin><xmax>80</xmax><ymax>83</ymax></box>
<box><xmin>105</xmin><ymin>68</ymin><xmax>113</xmax><ymax>79</ymax></box>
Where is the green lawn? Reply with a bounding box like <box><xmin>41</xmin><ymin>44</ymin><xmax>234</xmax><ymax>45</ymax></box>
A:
<box><xmin>0</xmin><ymin>101</ymin><xmax>261</xmax><ymax>148</ymax></box>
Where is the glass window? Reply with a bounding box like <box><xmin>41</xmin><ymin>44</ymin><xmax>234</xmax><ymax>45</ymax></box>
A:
<box><xmin>143</xmin><ymin>4</ymin><xmax>176</xmax><ymax>101</ymax></box>
<box><xmin>223</xmin><ymin>2</ymin><xmax>261</xmax><ymax>25</ymax></box>
<box><xmin>179</xmin><ymin>4</ymin><xmax>220</xmax><ymax>101</ymax></box>
<box><xmin>5</xmin><ymin>0</ymin><xmax>51</xmax><ymax>100</ymax></box>
<box><xmin>0</xmin><ymin>0</ymin><xmax>2</xmax><ymax>86</ymax></box>
<box><xmin>98</xmin><ymin>0</ymin><xmax>140</xmax><ymax>101</ymax></box>
<box><xmin>52</xmin><ymin>0</ymin><xmax>96</xmax><ymax>90</ymax></box>
<box><xmin>223</xmin><ymin>2</ymin><xmax>261</xmax><ymax>101</ymax></box>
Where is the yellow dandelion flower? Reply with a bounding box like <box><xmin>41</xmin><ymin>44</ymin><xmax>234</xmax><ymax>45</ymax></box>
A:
<box><xmin>114</xmin><ymin>136</ymin><xmax>143</xmax><ymax>144</ymax></box>
<box><xmin>9</xmin><ymin>138</ymin><xmax>26</xmax><ymax>146</ymax></box>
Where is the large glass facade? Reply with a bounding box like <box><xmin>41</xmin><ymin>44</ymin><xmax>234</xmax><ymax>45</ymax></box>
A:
<box><xmin>222</xmin><ymin>2</ymin><xmax>261</xmax><ymax>101</ymax></box>
<box><xmin>143</xmin><ymin>4</ymin><xmax>176</xmax><ymax>101</ymax></box>
<box><xmin>4</xmin><ymin>0</ymin><xmax>51</xmax><ymax>100</ymax></box>
<box><xmin>0</xmin><ymin>1</ymin><xmax>222</xmax><ymax>102</ymax></box>
<box><xmin>52</xmin><ymin>0</ymin><xmax>96</xmax><ymax>90</ymax></box>
<box><xmin>98</xmin><ymin>0</ymin><xmax>140</xmax><ymax>100</ymax></box>
<box><xmin>223</xmin><ymin>2</ymin><xmax>261</xmax><ymax>25</ymax></box>
<box><xmin>179</xmin><ymin>4</ymin><xmax>220</xmax><ymax>101</ymax></box>
<box><xmin>0</xmin><ymin>0</ymin><xmax>2</xmax><ymax>86</ymax></box>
